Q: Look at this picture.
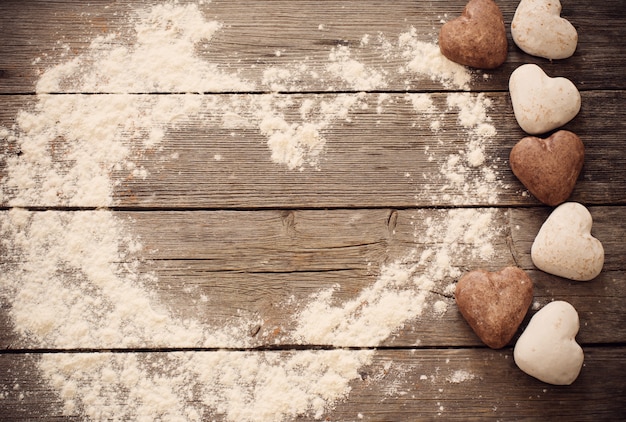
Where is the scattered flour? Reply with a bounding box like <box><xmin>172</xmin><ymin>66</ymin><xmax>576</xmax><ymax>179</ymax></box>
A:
<box><xmin>2</xmin><ymin>93</ymin><xmax>205</xmax><ymax>206</ymax></box>
<box><xmin>229</xmin><ymin>93</ymin><xmax>369</xmax><ymax>170</ymax></box>
<box><xmin>294</xmin><ymin>208</ymin><xmax>499</xmax><ymax>347</ymax></box>
<box><xmin>0</xmin><ymin>208</ymin><xmax>253</xmax><ymax>349</ymax></box>
<box><xmin>407</xmin><ymin>93</ymin><xmax>435</xmax><ymax>113</ymax></box>
<box><xmin>246</xmin><ymin>26</ymin><xmax>483</xmax><ymax>169</ymax></box>
<box><xmin>410</xmin><ymin>92</ymin><xmax>504</xmax><ymax>205</ymax></box>
<box><xmin>0</xmin><ymin>2</ymin><xmax>504</xmax><ymax>421</ymax></box>
<box><xmin>327</xmin><ymin>45</ymin><xmax>388</xmax><ymax>91</ymax></box>
<box><xmin>433</xmin><ymin>300</ymin><xmax>448</xmax><ymax>315</ymax></box>
<box><xmin>36</xmin><ymin>3</ymin><xmax>251</xmax><ymax>94</ymax></box>
<box><xmin>447</xmin><ymin>369</ymin><xmax>476</xmax><ymax>384</ymax></box>
<box><xmin>39</xmin><ymin>350</ymin><xmax>373</xmax><ymax>422</ymax></box>
<box><xmin>398</xmin><ymin>26</ymin><xmax>472</xmax><ymax>90</ymax></box>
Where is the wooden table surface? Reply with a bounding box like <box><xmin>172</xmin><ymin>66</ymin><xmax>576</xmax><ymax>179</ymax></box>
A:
<box><xmin>1</xmin><ymin>1</ymin><xmax>625</xmax><ymax>420</ymax></box>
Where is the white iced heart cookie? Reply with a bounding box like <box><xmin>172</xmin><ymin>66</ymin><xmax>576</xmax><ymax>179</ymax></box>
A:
<box><xmin>514</xmin><ymin>301</ymin><xmax>583</xmax><ymax>385</ymax></box>
<box><xmin>509</xmin><ymin>64</ymin><xmax>581</xmax><ymax>135</ymax></box>
<box><xmin>512</xmin><ymin>0</ymin><xmax>578</xmax><ymax>59</ymax></box>
<box><xmin>531</xmin><ymin>202</ymin><xmax>604</xmax><ymax>281</ymax></box>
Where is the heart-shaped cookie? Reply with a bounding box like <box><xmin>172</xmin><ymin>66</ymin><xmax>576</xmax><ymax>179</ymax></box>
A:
<box><xmin>510</xmin><ymin>130</ymin><xmax>584</xmax><ymax>206</ymax></box>
<box><xmin>531</xmin><ymin>202</ymin><xmax>604</xmax><ymax>281</ymax></box>
<box><xmin>514</xmin><ymin>301</ymin><xmax>584</xmax><ymax>385</ymax></box>
<box><xmin>455</xmin><ymin>267</ymin><xmax>534</xmax><ymax>349</ymax></box>
<box><xmin>439</xmin><ymin>0</ymin><xmax>508</xmax><ymax>69</ymax></box>
<box><xmin>511</xmin><ymin>0</ymin><xmax>578</xmax><ymax>60</ymax></box>
<box><xmin>509</xmin><ymin>64</ymin><xmax>581</xmax><ymax>135</ymax></box>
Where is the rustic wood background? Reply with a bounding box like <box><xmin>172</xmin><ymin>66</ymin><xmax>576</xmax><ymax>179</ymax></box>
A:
<box><xmin>1</xmin><ymin>0</ymin><xmax>625</xmax><ymax>420</ymax></box>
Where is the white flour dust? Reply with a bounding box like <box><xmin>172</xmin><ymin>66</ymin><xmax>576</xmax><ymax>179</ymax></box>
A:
<box><xmin>398</xmin><ymin>26</ymin><xmax>472</xmax><ymax>90</ymax></box>
<box><xmin>294</xmin><ymin>207</ymin><xmax>499</xmax><ymax>348</ymax></box>
<box><xmin>421</xmin><ymin>92</ymin><xmax>504</xmax><ymax>205</ymax></box>
<box><xmin>0</xmin><ymin>2</ymin><xmax>502</xmax><ymax>421</ymax></box>
<box><xmin>1</xmin><ymin>93</ymin><xmax>208</xmax><ymax>206</ymax></box>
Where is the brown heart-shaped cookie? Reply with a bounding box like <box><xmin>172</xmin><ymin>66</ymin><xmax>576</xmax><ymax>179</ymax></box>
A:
<box><xmin>455</xmin><ymin>267</ymin><xmax>533</xmax><ymax>349</ymax></box>
<box><xmin>510</xmin><ymin>130</ymin><xmax>584</xmax><ymax>206</ymax></box>
<box><xmin>439</xmin><ymin>0</ymin><xmax>508</xmax><ymax>69</ymax></box>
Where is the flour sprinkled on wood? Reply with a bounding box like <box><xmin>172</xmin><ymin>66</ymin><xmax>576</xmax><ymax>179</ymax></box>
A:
<box><xmin>0</xmin><ymin>2</ymin><xmax>503</xmax><ymax>421</ymax></box>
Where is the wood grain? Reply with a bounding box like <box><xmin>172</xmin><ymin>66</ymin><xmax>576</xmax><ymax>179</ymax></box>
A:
<box><xmin>0</xmin><ymin>0</ymin><xmax>624</xmax><ymax>420</ymax></box>
<box><xmin>1</xmin><ymin>207</ymin><xmax>624</xmax><ymax>349</ymax></box>
<box><xmin>1</xmin><ymin>91</ymin><xmax>625</xmax><ymax>209</ymax></box>
<box><xmin>1</xmin><ymin>348</ymin><xmax>625</xmax><ymax>420</ymax></box>
<box><xmin>1</xmin><ymin>0</ymin><xmax>625</xmax><ymax>93</ymax></box>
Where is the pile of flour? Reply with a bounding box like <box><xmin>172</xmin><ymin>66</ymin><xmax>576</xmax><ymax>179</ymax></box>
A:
<box><xmin>0</xmin><ymin>2</ymin><xmax>501</xmax><ymax>421</ymax></box>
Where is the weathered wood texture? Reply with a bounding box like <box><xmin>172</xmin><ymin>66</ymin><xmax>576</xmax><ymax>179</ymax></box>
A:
<box><xmin>1</xmin><ymin>91</ymin><xmax>625</xmax><ymax>208</ymax></box>
<box><xmin>1</xmin><ymin>207</ymin><xmax>624</xmax><ymax>349</ymax></box>
<box><xmin>1</xmin><ymin>348</ymin><xmax>625</xmax><ymax>421</ymax></box>
<box><xmin>0</xmin><ymin>0</ymin><xmax>625</xmax><ymax>421</ymax></box>
<box><xmin>1</xmin><ymin>0</ymin><xmax>626</xmax><ymax>93</ymax></box>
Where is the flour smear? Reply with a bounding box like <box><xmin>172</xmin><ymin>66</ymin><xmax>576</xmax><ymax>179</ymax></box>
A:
<box><xmin>0</xmin><ymin>2</ymin><xmax>502</xmax><ymax>421</ymax></box>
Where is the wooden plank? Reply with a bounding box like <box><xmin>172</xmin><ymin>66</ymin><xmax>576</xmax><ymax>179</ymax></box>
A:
<box><xmin>114</xmin><ymin>207</ymin><xmax>626</xmax><ymax>271</ymax></box>
<box><xmin>332</xmin><ymin>347</ymin><xmax>626</xmax><ymax>421</ymax></box>
<box><xmin>3</xmin><ymin>206</ymin><xmax>621</xmax><ymax>271</ymax></box>
<box><xmin>2</xmin><ymin>207</ymin><xmax>624</xmax><ymax>348</ymax></box>
<box><xmin>2</xmin><ymin>267</ymin><xmax>623</xmax><ymax>349</ymax></box>
<box><xmin>1</xmin><ymin>0</ymin><xmax>625</xmax><ymax>93</ymax></box>
<box><xmin>1</xmin><ymin>348</ymin><xmax>624</xmax><ymax>420</ymax></box>
<box><xmin>2</xmin><ymin>91</ymin><xmax>625</xmax><ymax>208</ymax></box>
<box><xmin>144</xmin><ymin>268</ymin><xmax>626</xmax><ymax>348</ymax></box>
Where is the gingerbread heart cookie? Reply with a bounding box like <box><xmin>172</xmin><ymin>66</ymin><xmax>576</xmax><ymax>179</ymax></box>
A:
<box><xmin>531</xmin><ymin>202</ymin><xmax>604</xmax><ymax>281</ymax></box>
<box><xmin>455</xmin><ymin>267</ymin><xmax>534</xmax><ymax>349</ymax></box>
<box><xmin>509</xmin><ymin>64</ymin><xmax>581</xmax><ymax>135</ymax></box>
<box><xmin>514</xmin><ymin>301</ymin><xmax>584</xmax><ymax>385</ymax></box>
<box><xmin>439</xmin><ymin>0</ymin><xmax>508</xmax><ymax>69</ymax></box>
<box><xmin>512</xmin><ymin>0</ymin><xmax>578</xmax><ymax>59</ymax></box>
<box><xmin>510</xmin><ymin>130</ymin><xmax>584</xmax><ymax>206</ymax></box>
